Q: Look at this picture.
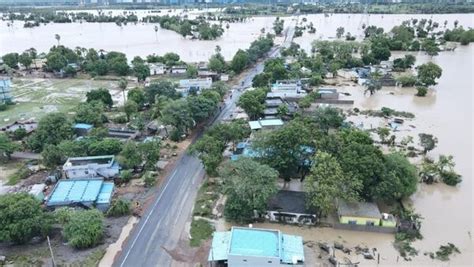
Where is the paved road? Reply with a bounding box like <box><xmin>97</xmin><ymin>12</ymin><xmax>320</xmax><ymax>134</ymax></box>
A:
<box><xmin>113</xmin><ymin>19</ymin><xmax>297</xmax><ymax>267</ymax></box>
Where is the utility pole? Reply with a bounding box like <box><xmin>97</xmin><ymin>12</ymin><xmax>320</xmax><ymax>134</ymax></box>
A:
<box><xmin>47</xmin><ymin>236</ymin><xmax>56</xmax><ymax>267</ymax></box>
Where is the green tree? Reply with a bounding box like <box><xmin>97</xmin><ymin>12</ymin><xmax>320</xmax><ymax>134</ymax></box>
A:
<box><xmin>161</xmin><ymin>98</ymin><xmax>194</xmax><ymax>137</ymax></box>
<box><xmin>416</xmin><ymin>62</ymin><xmax>442</xmax><ymax>86</ymax></box>
<box><xmin>230</xmin><ymin>49</ymin><xmax>249</xmax><ymax>73</ymax></box>
<box><xmin>305</xmin><ymin>151</ymin><xmax>360</xmax><ymax>217</ymax></box>
<box><xmin>87</xmin><ymin>139</ymin><xmax>123</xmax><ymax>156</ymax></box>
<box><xmin>179</xmin><ymin>21</ymin><xmax>192</xmax><ymax>37</ymax></box>
<box><xmin>132</xmin><ymin>61</ymin><xmax>150</xmax><ymax>82</ymax></box>
<box><xmin>2</xmin><ymin>53</ymin><xmax>19</xmax><ymax>68</ymax></box>
<box><xmin>107</xmin><ymin>199</ymin><xmax>131</xmax><ymax>217</ymax></box>
<box><xmin>18</xmin><ymin>51</ymin><xmax>33</xmax><ymax>69</ymax></box>
<box><xmin>118</xmin><ymin>77</ymin><xmax>128</xmax><ymax>104</ymax></box>
<box><xmin>253</xmin><ymin>121</ymin><xmax>312</xmax><ymax>180</ymax></box>
<box><xmin>419</xmin><ymin>133</ymin><xmax>438</xmax><ymax>154</ymax></box>
<box><xmin>74</xmin><ymin>101</ymin><xmax>104</xmax><ymax>126</ymax></box>
<box><xmin>41</xmin><ymin>144</ymin><xmax>63</xmax><ymax>168</ymax></box>
<box><xmin>422</xmin><ymin>38</ymin><xmax>440</xmax><ymax>56</ymax></box>
<box><xmin>86</xmin><ymin>88</ymin><xmax>113</xmax><ymax>108</ymax></box>
<box><xmin>208</xmin><ymin>52</ymin><xmax>226</xmax><ymax>73</ymax></box>
<box><xmin>0</xmin><ymin>193</ymin><xmax>52</xmax><ymax>244</ymax></box>
<box><xmin>118</xmin><ymin>141</ymin><xmax>141</xmax><ymax>169</ymax></box>
<box><xmin>220</xmin><ymin>158</ymin><xmax>278</xmax><ymax>223</ymax></box>
<box><xmin>27</xmin><ymin>113</ymin><xmax>73</xmax><ymax>152</ymax></box>
<box><xmin>272</xmin><ymin>17</ymin><xmax>284</xmax><ymax>35</ymax></box>
<box><xmin>336</xmin><ymin>27</ymin><xmax>345</xmax><ymax>38</ymax></box>
<box><xmin>63</xmin><ymin>209</ymin><xmax>104</xmax><ymax>249</ymax></box>
<box><xmin>374</xmin><ymin>153</ymin><xmax>418</xmax><ymax>203</ymax></box>
<box><xmin>190</xmin><ymin>135</ymin><xmax>224</xmax><ymax>176</ymax></box>
<box><xmin>0</xmin><ymin>133</ymin><xmax>19</xmax><ymax>160</ymax></box>
<box><xmin>139</xmin><ymin>139</ymin><xmax>161</xmax><ymax>170</ymax></box>
<box><xmin>46</xmin><ymin>52</ymin><xmax>67</xmax><ymax>72</ymax></box>
<box><xmin>187</xmin><ymin>94</ymin><xmax>219</xmax><ymax>123</ymax></box>
<box><xmin>416</xmin><ymin>86</ymin><xmax>428</xmax><ymax>97</ymax></box>
<box><xmin>377</xmin><ymin>127</ymin><xmax>390</xmax><ymax>143</ymax></box>
<box><xmin>186</xmin><ymin>64</ymin><xmax>198</xmax><ymax>78</ymax></box>
<box><xmin>145</xmin><ymin>80</ymin><xmax>180</xmax><ymax>103</ymax></box>
<box><xmin>237</xmin><ymin>87</ymin><xmax>266</xmax><ymax>120</ymax></box>
<box><xmin>312</xmin><ymin>106</ymin><xmax>346</xmax><ymax>133</ymax></box>
<box><xmin>127</xmin><ymin>88</ymin><xmax>146</xmax><ymax>107</ymax></box>
<box><xmin>124</xmin><ymin>100</ymin><xmax>139</xmax><ymax>122</ymax></box>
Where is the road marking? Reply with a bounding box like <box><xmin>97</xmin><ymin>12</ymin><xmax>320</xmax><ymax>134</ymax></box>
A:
<box><xmin>118</xmin><ymin>167</ymin><xmax>179</xmax><ymax>267</ymax></box>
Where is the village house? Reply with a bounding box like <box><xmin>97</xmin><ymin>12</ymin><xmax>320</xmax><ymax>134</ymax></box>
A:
<box><xmin>0</xmin><ymin>120</ymin><xmax>38</xmax><ymax>134</ymax></box>
<box><xmin>178</xmin><ymin>77</ymin><xmax>213</xmax><ymax>95</ymax></box>
<box><xmin>170</xmin><ymin>65</ymin><xmax>187</xmax><ymax>75</ymax></box>
<box><xmin>266</xmin><ymin>190</ymin><xmax>317</xmax><ymax>225</ymax></box>
<box><xmin>107</xmin><ymin>127</ymin><xmax>139</xmax><ymax>140</ymax></box>
<box><xmin>316</xmin><ymin>88</ymin><xmax>339</xmax><ymax>100</ymax></box>
<box><xmin>73</xmin><ymin>123</ymin><xmax>94</xmax><ymax>136</ymax></box>
<box><xmin>208</xmin><ymin>227</ymin><xmax>305</xmax><ymax>267</ymax></box>
<box><xmin>336</xmin><ymin>201</ymin><xmax>397</xmax><ymax>233</ymax></box>
<box><xmin>148</xmin><ymin>63</ymin><xmax>166</xmax><ymax>75</ymax></box>
<box><xmin>45</xmin><ymin>178</ymin><xmax>114</xmax><ymax>212</ymax></box>
<box><xmin>63</xmin><ymin>155</ymin><xmax>120</xmax><ymax>179</ymax></box>
<box><xmin>248</xmin><ymin>118</ymin><xmax>284</xmax><ymax>131</ymax></box>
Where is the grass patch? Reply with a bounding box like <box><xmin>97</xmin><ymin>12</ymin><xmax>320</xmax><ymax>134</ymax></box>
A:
<box><xmin>192</xmin><ymin>179</ymin><xmax>219</xmax><ymax>218</ymax></box>
<box><xmin>190</xmin><ymin>218</ymin><xmax>214</xmax><ymax>247</ymax></box>
<box><xmin>71</xmin><ymin>248</ymin><xmax>106</xmax><ymax>267</ymax></box>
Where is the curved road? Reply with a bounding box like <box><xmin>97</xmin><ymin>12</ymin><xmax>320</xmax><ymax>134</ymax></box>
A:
<box><xmin>113</xmin><ymin>19</ymin><xmax>296</xmax><ymax>267</ymax></box>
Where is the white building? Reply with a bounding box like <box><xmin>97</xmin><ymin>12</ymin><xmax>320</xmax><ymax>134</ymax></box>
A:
<box><xmin>63</xmin><ymin>155</ymin><xmax>120</xmax><ymax>179</ymax></box>
<box><xmin>170</xmin><ymin>65</ymin><xmax>187</xmax><ymax>75</ymax></box>
<box><xmin>148</xmin><ymin>63</ymin><xmax>166</xmax><ymax>75</ymax></box>
<box><xmin>178</xmin><ymin>77</ymin><xmax>213</xmax><ymax>95</ymax></box>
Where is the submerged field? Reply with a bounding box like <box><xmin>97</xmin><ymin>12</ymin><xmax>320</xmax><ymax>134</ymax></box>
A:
<box><xmin>0</xmin><ymin>78</ymin><xmax>121</xmax><ymax>125</ymax></box>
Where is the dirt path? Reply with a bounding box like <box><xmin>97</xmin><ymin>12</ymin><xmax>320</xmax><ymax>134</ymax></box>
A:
<box><xmin>99</xmin><ymin>216</ymin><xmax>138</xmax><ymax>267</ymax></box>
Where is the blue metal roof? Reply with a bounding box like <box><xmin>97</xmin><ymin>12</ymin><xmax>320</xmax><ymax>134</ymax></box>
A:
<box><xmin>47</xmin><ymin>179</ymin><xmax>105</xmax><ymax>207</ymax></box>
<box><xmin>229</xmin><ymin>227</ymin><xmax>280</xmax><ymax>258</ymax></box>
<box><xmin>74</xmin><ymin>123</ymin><xmax>94</xmax><ymax>130</ymax></box>
<box><xmin>96</xmin><ymin>182</ymin><xmax>114</xmax><ymax>204</ymax></box>
<box><xmin>281</xmin><ymin>234</ymin><xmax>305</xmax><ymax>264</ymax></box>
<box><xmin>208</xmin><ymin>231</ymin><xmax>231</xmax><ymax>261</ymax></box>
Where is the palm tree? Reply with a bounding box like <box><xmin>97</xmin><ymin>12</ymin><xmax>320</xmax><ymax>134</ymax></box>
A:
<box><xmin>364</xmin><ymin>70</ymin><xmax>382</xmax><ymax>96</ymax></box>
<box><xmin>154</xmin><ymin>25</ymin><xmax>159</xmax><ymax>41</ymax></box>
<box><xmin>55</xmin><ymin>34</ymin><xmax>61</xmax><ymax>45</ymax></box>
<box><xmin>118</xmin><ymin>78</ymin><xmax>128</xmax><ymax>105</ymax></box>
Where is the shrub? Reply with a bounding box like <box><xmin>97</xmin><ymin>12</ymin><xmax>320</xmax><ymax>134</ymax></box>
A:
<box><xmin>0</xmin><ymin>103</ymin><xmax>7</xmax><ymax>111</ymax></box>
<box><xmin>111</xmin><ymin>114</ymin><xmax>128</xmax><ymax>124</ymax></box>
<box><xmin>0</xmin><ymin>193</ymin><xmax>52</xmax><ymax>244</ymax></box>
<box><xmin>107</xmin><ymin>199</ymin><xmax>131</xmax><ymax>217</ymax></box>
<box><xmin>396</xmin><ymin>74</ymin><xmax>417</xmax><ymax>87</ymax></box>
<box><xmin>143</xmin><ymin>171</ymin><xmax>157</xmax><ymax>187</ymax></box>
<box><xmin>416</xmin><ymin>86</ymin><xmax>428</xmax><ymax>97</ymax></box>
<box><xmin>7</xmin><ymin>165</ymin><xmax>31</xmax><ymax>185</ymax></box>
<box><xmin>441</xmin><ymin>171</ymin><xmax>462</xmax><ymax>186</ymax></box>
<box><xmin>119</xmin><ymin>170</ymin><xmax>133</xmax><ymax>184</ymax></box>
<box><xmin>64</xmin><ymin>209</ymin><xmax>104</xmax><ymax>249</ymax></box>
<box><xmin>12</xmin><ymin>128</ymin><xmax>28</xmax><ymax>140</ymax></box>
<box><xmin>54</xmin><ymin>207</ymin><xmax>75</xmax><ymax>224</ymax></box>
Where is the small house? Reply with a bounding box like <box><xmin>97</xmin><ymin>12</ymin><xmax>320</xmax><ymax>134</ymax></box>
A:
<box><xmin>148</xmin><ymin>63</ymin><xmax>166</xmax><ymax>75</ymax></box>
<box><xmin>29</xmin><ymin>184</ymin><xmax>46</xmax><ymax>201</ymax></box>
<box><xmin>316</xmin><ymin>88</ymin><xmax>339</xmax><ymax>100</ymax></box>
<box><xmin>46</xmin><ymin>178</ymin><xmax>114</xmax><ymax>211</ymax></box>
<box><xmin>197</xmin><ymin>70</ymin><xmax>219</xmax><ymax>81</ymax></box>
<box><xmin>73</xmin><ymin>123</ymin><xmax>94</xmax><ymax>136</ymax></box>
<box><xmin>0</xmin><ymin>78</ymin><xmax>12</xmax><ymax>103</ymax></box>
<box><xmin>208</xmin><ymin>227</ymin><xmax>305</xmax><ymax>266</ymax></box>
<box><xmin>248</xmin><ymin>119</ymin><xmax>284</xmax><ymax>131</ymax></box>
<box><xmin>178</xmin><ymin>77</ymin><xmax>213</xmax><ymax>95</ymax></box>
<box><xmin>108</xmin><ymin>128</ymin><xmax>139</xmax><ymax>140</ymax></box>
<box><xmin>0</xmin><ymin>120</ymin><xmax>37</xmax><ymax>134</ymax></box>
<box><xmin>337</xmin><ymin>69</ymin><xmax>358</xmax><ymax>81</ymax></box>
<box><xmin>63</xmin><ymin>155</ymin><xmax>120</xmax><ymax>179</ymax></box>
<box><xmin>266</xmin><ymin>190</ymin><xmax>317</xmax><ymax>225</ymax></box>
<box><xmin>379</xmin><ymin>60</ymin><xmax>394</xmax><ymax>70</ymax></box>
<box><xmin>170</xmin><ymin>65</ymin><xmax>187</xmax><ymax>75</ymax></box>
<box><xmin>337</xmin><ymin>201</ymin><xmax>381</xmax><ymax>226</ymax></box>
<box><xmin>220</xmin><ymin>74</ymin><xmax>229</xmax><ymax>81</ymax></box>
<box><xmin>379</xmin><ymin>73</ymin><xmax>397</xmax><ymax>87</ymax></box>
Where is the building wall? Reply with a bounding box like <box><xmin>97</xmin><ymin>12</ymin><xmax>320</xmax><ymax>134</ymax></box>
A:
<box><xmin>267</xmin><ymin>211</ymin><xmax>316</xmax><ymax>225</ymax></box>
<box><xmin>339</xmin><ymin>215</ymin><xmax>380</xmax><ymax>226</ymax></box>
<box><xmin>228</xmin><ymin>254</ymin><xmax>280</xmax><ymax>267</ymax></box>
<box><xmin>64</xmin><ymin>166</ymin><xmax>119</xmax><ymax>179</ymax></box>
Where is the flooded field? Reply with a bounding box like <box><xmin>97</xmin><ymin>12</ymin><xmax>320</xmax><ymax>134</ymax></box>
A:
<box><xmin>0</xmin><ymin>11</ymin><xmax>275</xmax><ymax>62</ymax></box>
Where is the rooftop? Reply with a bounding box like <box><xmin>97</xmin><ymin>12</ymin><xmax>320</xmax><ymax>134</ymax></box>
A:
<box><xmin>249</xmin><ymin>119</ymin><xmax>284</xmax><ymax>130</ymax></box>
<box><xmin>65</xmin><ymin>155</ymin><xmax>115</xmax><ymax>167</ymax></box>
<box><xmin>74</xmin><ymin>123</ymin><xmax>94</xmax><ymax>130</ymax></box>
<box><xmin>267</xmin><ymin>190</ymin><xmax>312</xmax><ymax>214</ymax></box>
<box><xmin>47</xmin><ymin>179</ymin><xmax>104</xmax><ymax>206</ymax></box>
<box><xmin>229</xmin><ymin>227</ymin><xmax>280</xmax><ymax>258</ymax></box>
<box><xmin>208</xmin><ymin>227</ymin><xmax>305</xmax><ymax>264</ymax></box>
<box><xmin>337</xmin><ymin>201</ymin><xmax>381</xmax><ymax>219</ymax></box>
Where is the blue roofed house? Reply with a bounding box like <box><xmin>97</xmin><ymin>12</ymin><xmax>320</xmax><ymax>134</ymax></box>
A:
<box><xmin>208</xmin><ymin>227</ymin><xmax>304</xmax><ymax>266</ymax></box>
<box><xmin>248</xmin><ymin>119</ymin><xmax>284</xmax><ymax>131</ymax></box>
<box><xmin>73</xmin><ymin>123</ymin><xmax>94</xmax><ymax>136</ymax></box>
<box><xmin>46</xmin><ymin>178</ymin><xmax>114</xmax><ymax>211</ymax></box>
<box><xmin>63</xmin><ymin>155</ymin><xmax>120</xmax><ymax>179</ymax></box>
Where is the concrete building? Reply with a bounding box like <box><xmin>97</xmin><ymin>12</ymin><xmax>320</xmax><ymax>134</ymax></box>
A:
<box><xmin>107</xmin><ymin>127</ymin><xmax>139</xmax><ymax>140</ymax></box>
<box><xmin>248</xmin><ymin>119</ymin><xmax>284</xmax><ymax>131</ymax></box>
<box><xmin>46</xmin><ymin>178</ymin><xmax>114</xmax><ymax>211</ymax></box>
<box><xmin>336</xmin><ymin>201</ymin><xmax>397</xmax><ymax>232</ymax></box>
<box><xmin>170</xmin><ymin>65</ymin><xmax>187</xmax><ymax>75</ymax></box>
<box><xmin>178</xmin><ymin>77</ymin><xmax>213</xmax><ymax>95</ymax></box>
<box><xmin>63</xmin><ymin>155</ymin><xmax>120</xmax><ymax>179</ymax></box>
<box><xmin>148</xmin><ymin>63</ymin><xmax>166</xmax><ymax>75</ymax></box>
<box><xmin>208</xmin><ymin>227</ymin><xmax>305</xmax><ymax>267</ymax></box>
<box><xmin>266</xmin><ymin>190</ymin><xmax>317</xmax><ymax>225</ymax></box>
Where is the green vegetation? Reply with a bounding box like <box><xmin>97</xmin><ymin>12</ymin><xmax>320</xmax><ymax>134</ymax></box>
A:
<box><xmin>63</xmin><ymin>209</ymin><xmax>104</xmax><ymax>249</ymax></box>
<box><xmin>420</xmin><ymin>155</ymin><xmax>462</xmax><ymax>186</ymax></box>
<box><xmin>220</xmin><ymin>158</ymin><xmax>278</xmax><ymax>223</ymax></box>
<box><xmin>0</xmin><ymin>133</ymin><xmax>19</xmax><ymax>161</ymax></box>
<box><xmin>143</xmin><ymin>15</ymin><xmax>224</xmax><ymax>40</ymax></box>
<box><xmin>393</xmin><ymin>209</ymin><xmax>423</xmax><ymax>260</ymax></box>
<box><xmin>273</xmin><ymin>17</ymin><xmax>284</xmax><ymax>35</ymax></box>
<box><xmin>189</xmin><ymin>219</ymin><xmax>214</xmax><ymax>247</ymax></box>
<box><xmin>27</xmin><ymin>112</ymin><xmax>73</xmax><ymax>152</ymax></box>
<box><xmin>107</xmin><ymin>198</ymin><xmax>131</xmax><ymax>217</ymax></box>
<box><xmin>427</xmin><ymin>243</ymin><xmax>461</xmax><ymax>261</ymax></box>
<box><xmin>360</xmin><ymin>107</ymin><xmax>415</xmax><ymax>119</ymax></box>
<box><xmin>193</xmin><ymin>179</ymin><xmax>219</xmax><ymax>218</ymax></box>
<box><xmin>0</xmin><ymin>193</ymin><xmax>52</xmax><ymax>244</ymax></box>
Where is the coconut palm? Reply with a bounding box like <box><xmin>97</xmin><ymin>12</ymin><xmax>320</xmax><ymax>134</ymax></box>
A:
<box><xmin>118</xmin><ymin>77</ymin><xmax>128</xmax><ymax>105</ymax></box>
